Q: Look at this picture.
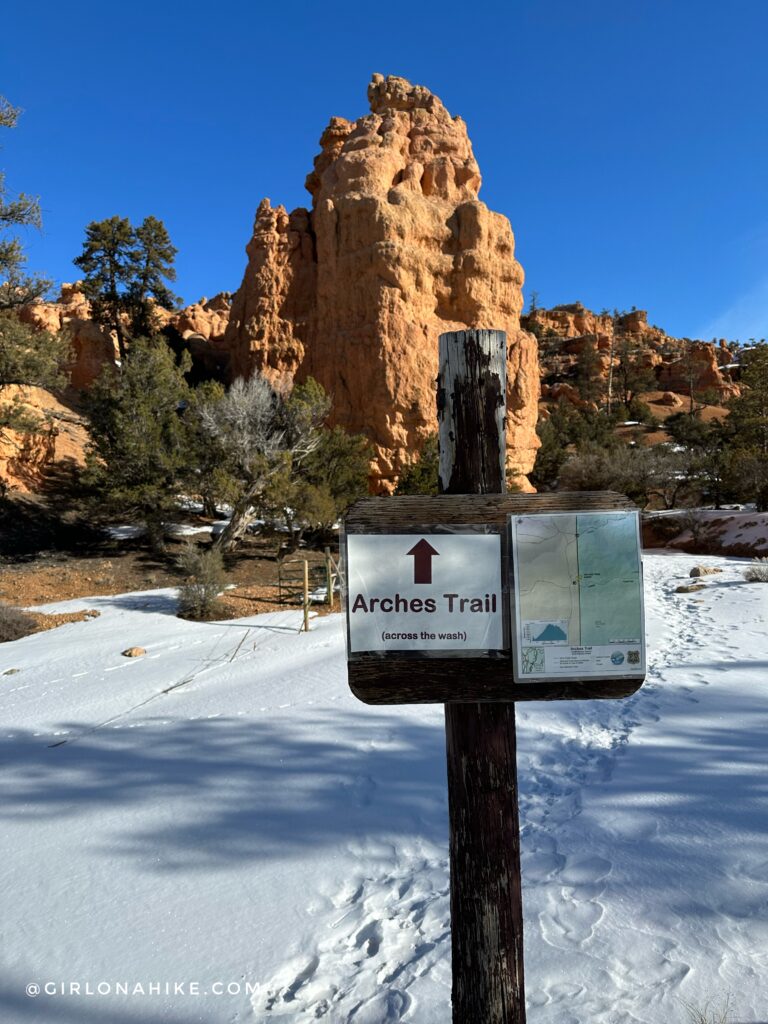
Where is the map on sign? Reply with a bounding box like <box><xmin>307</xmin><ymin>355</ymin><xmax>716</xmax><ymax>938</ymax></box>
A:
<box><xmin>509</xmin><ymin>511</ymin><xmax>645</xmax><ymax>681</ymax></box>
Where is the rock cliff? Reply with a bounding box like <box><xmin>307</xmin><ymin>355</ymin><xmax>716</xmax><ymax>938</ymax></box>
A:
<box><xmin>225</xmin><ymin>74</ymin><xmax>540</xmax><ymax>491</ymax></box>
<box><xmin>524</xmin><ymin>303</ymin><xmax>740</xmax><ymax>405</ymax></box>
<box><xmin>18</xmin><ymin>285</ymin><xmax>234</xmax><ymax>388</ymax></box>
<box><xmin>18</xmin><ymin>284</ymin><xmax>118</xmax><ymax>389</ymax></box>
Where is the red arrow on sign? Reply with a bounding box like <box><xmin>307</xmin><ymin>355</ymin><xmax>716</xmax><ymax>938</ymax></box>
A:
<box><xmin>407</xmin><ymin>538</ymin><xmax>439</xmax><ymax>584</ymax></box>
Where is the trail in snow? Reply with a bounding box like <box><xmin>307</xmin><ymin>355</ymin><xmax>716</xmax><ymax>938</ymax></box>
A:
<box><xmin>1</xmin><ymin>554</ymin><xmax>767</xmax><ymax>1023</ymax></box>
<box><xmin>517</xmin><ymin>553</ymin><xmax>768</xmax><ymax>1023</ymax></box>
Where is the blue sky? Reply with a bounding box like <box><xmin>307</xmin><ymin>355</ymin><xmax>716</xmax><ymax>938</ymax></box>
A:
<box><xmin>2</xmin><ymin>0</ymin><xmax>767</xmax><ymax>341</ymax></box>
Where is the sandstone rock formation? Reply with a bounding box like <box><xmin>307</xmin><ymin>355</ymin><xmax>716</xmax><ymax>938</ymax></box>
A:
<box><xmin>18</xmin><ymin>286</ymin><xmax>235</xmax><ymax>390</ymax></box>
<box><xmin>19</xmin><ymin>284</ymin><xmax>118</xmax><ymax>389</ymax></box>
<box><xmin>656</xmin><ymin>341</ymin><xmax>739</xmax><ymax>401</ymax></box>
<box><xmin>524</xmin><ymin>304</ymin><xmax>677</xmax><ymax>357</ymax></box>
<box><xmin>526</xmin><ymin>302</ymin><xmax>739</xmax><ymax>407</ymax></box>
<box><xmin>0</xmin><ymin>385</ymin><xmax>89</xmax><ymax>493</ymax></box>
<box><xmin>225</xmin><ymin>74</ymin><xmax>540</xmax><ymax>491</ymax></box>
<box><xmin>169</xmin><ymin>292</ymin><xmax>232</xmax><ymax>344</ymax></box>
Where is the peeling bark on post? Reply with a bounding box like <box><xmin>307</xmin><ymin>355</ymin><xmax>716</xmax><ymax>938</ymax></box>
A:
<box><xmin>438</xmin><ymin>329</ymin><xmax>526</xmax><ymax>1024</ymax></box>
<box><xmin>438</xmin><ymin>330</ymin><xmax>507</xmax><ymax>494</ymax></box>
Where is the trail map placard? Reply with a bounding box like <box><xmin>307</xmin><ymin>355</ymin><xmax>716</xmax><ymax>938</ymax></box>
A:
<box><xmin>509</xmin><ymin>511</ymin><xmax>645</xmax><ymax>681</ymax></box>
<box><xmin>345</xmin><ymin>532</ymin><xmax>504</xmax><ymax>655</ymax></box>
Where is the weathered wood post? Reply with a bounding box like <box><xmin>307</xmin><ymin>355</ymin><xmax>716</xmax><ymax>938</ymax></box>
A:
<box><xmin>325</xmin><ymin>546</ymin><xmax>334</xmax><ymax>609</ymax></box>
<box><xmin>302</xmin><ymin>558</ymin><xmax>310</xmax><ymax>633</ymax></box>
<box><xmin>438</xmin><ymin>329</ymin><xmax>526</xmax><ymax>1023</ymax></box>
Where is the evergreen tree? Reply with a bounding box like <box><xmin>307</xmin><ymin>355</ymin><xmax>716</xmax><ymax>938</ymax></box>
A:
<box><xmin>725</xmin><ymin>343</ymin><xmax>768</xmax><ymax>509</ymax></box>
<box><xmin>181</xmin><ymin>379</ymin><xmax>233</xmax><ymax>518</ymax></box>
<box><xmin>82</xmin><ymin>339</ymin><xmax>191</xmax><ymax>549</ymax></box>
<box><xmin>0</xmin><ymin>98</ymin><xmax>69</xmax><ymax>440</ymax></box>
<box><xmin>129</xmin><ymin>216</ymin><xmax>179</xmax><ymax>338</ymax></box>
<box><xmin>74</xmin><ymin>215</ymin><xmax>178</xmax><ymax>360</ymax></box>
<box><xmin>299</xmin><ymin>425</ymin><xmax>371</xmax><ymax>515</ymax></box>
<box><xmin>575</xmin><ymin>338</ymin><xmax>605</xmax><ymax>406</ymax></box>
<box><xmin>0</xmin><ymin>312</ymin><xmax>71</xmax><ymax>437</ymax></box>
<box><xmin>665</xmin><ymin>412</ymin><xmax>733</xmax><ymax>508</ymax></box>
<box><xmin>74</xmin><ymin>216</ymin><xmax>136</xmax><ymax>361</ymax></box>
<box><xmin>395</xmin><ymin>434</ymin><xmax>440</xmax><ymax>495</ymax></box>
<box><xmin>728</xmin><ymin>343</ymin><xmax>768</xmax><ymax>454</ymax></box>
<box><xmin>0</xmin><ymin>97</ymin><xmax>51</xmax><ymax>308</ymax></box>
<box><xmin>0</xmin><ymin>312</ymin><xmax>70</xmax><ymax>390</ymax></box>
<box><xmin>613</xmin><ymin>334</ymin><xmax>656</xmax><ymax>409</ymax></box>
<box><xmin>529</xmin><ymin>400</ymin><xmax>620</xmax><ymax>491</ymax></box>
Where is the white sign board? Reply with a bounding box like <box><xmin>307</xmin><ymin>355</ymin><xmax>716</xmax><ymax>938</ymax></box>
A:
<box><xmin>509</xmin><ymin>511</ymin><xmax>646</xmax><ymax>681</ymax></box>
<box><xmin>346</xmin><ymin>533</ymin><xmax>504</xmax><ymax>654</ymax></box>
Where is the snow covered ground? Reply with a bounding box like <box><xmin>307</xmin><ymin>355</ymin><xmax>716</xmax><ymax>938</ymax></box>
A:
<box><xmin>1</xmin><ymin>552</ymin><xmax>767</xmax><ymax>1023</ymax></box>
<box><xmin>646</xmin><ymin>508</ymin><xmax>768</xmax><ymax>554</ymax></box>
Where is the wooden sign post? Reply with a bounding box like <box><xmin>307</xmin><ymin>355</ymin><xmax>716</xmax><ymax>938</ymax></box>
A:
<box><xmin>439</xmin><ymin>330</ymin><xmax>525</xmax><ymax>1024</ymax></box>
<box><xmin>343</xmin><ymin>330</ymin><xmax>646</xmax><ymax>1023</ymax></box>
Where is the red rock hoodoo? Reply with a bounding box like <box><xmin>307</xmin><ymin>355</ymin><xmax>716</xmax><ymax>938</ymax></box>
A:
<box><xmin>225</xmin><ymin>74</ymin><xmax>540</xmax><ymax>491</ymax></box>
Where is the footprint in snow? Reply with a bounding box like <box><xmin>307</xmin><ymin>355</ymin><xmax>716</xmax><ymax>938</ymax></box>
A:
<box><xmin>252</xmin><ymin>854</ymin><xmax>448</xmax><ymax>1021</ymax></box>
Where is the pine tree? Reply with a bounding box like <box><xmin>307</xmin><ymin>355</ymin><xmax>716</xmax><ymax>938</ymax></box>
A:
<box><xmin>0</xmin><ymin>96</ymin><xmax>51</xmax><ymax>308</ymax></box>
<box><xmin>129</xmin><ymin>216</ymin><xmax>179</xmax><ymax>337</ymax></box>
<box><xmin>613</xmin><ymin>334</ymin><xmax>656</xmax><ymax>409</ymax></box>
<box><xmin>74</xmin><ymin>215</ymin><xmax>179</xmax><ymax>360</ymax></box>
<box><xmin>575</xmin><ymin>338</ymin><xmax>605</xmax><ymax>406</ymax></box>
<box><xmin>74</xmin><ymin>216</ymin><xmax>136</xmax><ymax>362</ymax></box>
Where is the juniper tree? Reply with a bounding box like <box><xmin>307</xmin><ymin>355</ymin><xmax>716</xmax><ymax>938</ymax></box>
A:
<box><xmin>724</xmin><ymin>343</ymin><xmax>768</xmax><ymax>509</ymax></box>
<box><xmin>665</xmin><ymin>413</ymin><xmax>733</xmax><ymax>508</ymax></box>
<box><xmin>267</xmin><ymin>423</ymin><xmax>371</xmax><ymax>544</ymax></box>
<box><xmin>0</xmin><ymin>312</ymin><xmax>71</xmax><ymax>437</ymax></box>
<box><xmin>198</xmin><ymin>375</ymin><xmax>331</xmax><ymax>552</ymax></box>
<box><xmin>395</xmin><ymin>433</ymin><xmax>439</xmax><ymax>495</ymax></box>
<box><xmin>82</xmin><ymin>338</ymin><xmax>191</xmax><ymax>549</ymax></box>
<box><xmin>0</xmin><ymin>313</ymin><xmax>69</xmax><ymax>390</ymax></box>
<box><xmin>181</xmin><ymin>379</ymin><xmax>232</xmax><ymax>518</ymax></box>
<box><xmin>728</xmin><ymin>343</ymin><xmax>768</xmax><ymax>454</ymax></box>
<box><xmin>298</xmin><ymin>424</ymin><xmax>370</xmax><ymax>515</ymax></box>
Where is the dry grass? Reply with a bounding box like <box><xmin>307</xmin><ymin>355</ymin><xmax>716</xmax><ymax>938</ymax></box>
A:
<box><xmin>682</xmin><ymin>994</ymin><xmax>732</xmax><ymax>1024</ymax></box>
<box><xmin>744</xmin><ymin>556</ymin><xmax>768</xmax><ymax>583</ymax></box>
<box><xmin>0</xmin><ymin>602</ymin><xmax>37</xmax><ymax>643</ymax></box>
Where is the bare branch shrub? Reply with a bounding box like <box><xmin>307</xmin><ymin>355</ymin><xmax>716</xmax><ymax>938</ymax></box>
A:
<box><xmin>679</xmin><ymin>509</ymin><xmax>707</xmax><ymax>547</ymax></box>
<box><xmin>198</xmin><ymin>375</ymin><xmax>330</xmax><ymax>551</ymax></box>
<box><xmin>0</xmin><ymin>602</ymin><xmax>37</xmax><ymax>642</ymax></box>
<box><xmin>176</xmin><ymin>543</ymin><xmax>227</xmax><ymax>620</ymax></box>
<box><xmin>744</xmin><ymin>556</ymin><xmax>768</xmax><ymax>583</ymax></box>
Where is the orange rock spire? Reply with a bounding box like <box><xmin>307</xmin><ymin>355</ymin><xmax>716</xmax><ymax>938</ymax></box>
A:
<box><xmin>225</xmin><ymin>74</ymin><xmax>540</xmax><ymax>490</ymax></box>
